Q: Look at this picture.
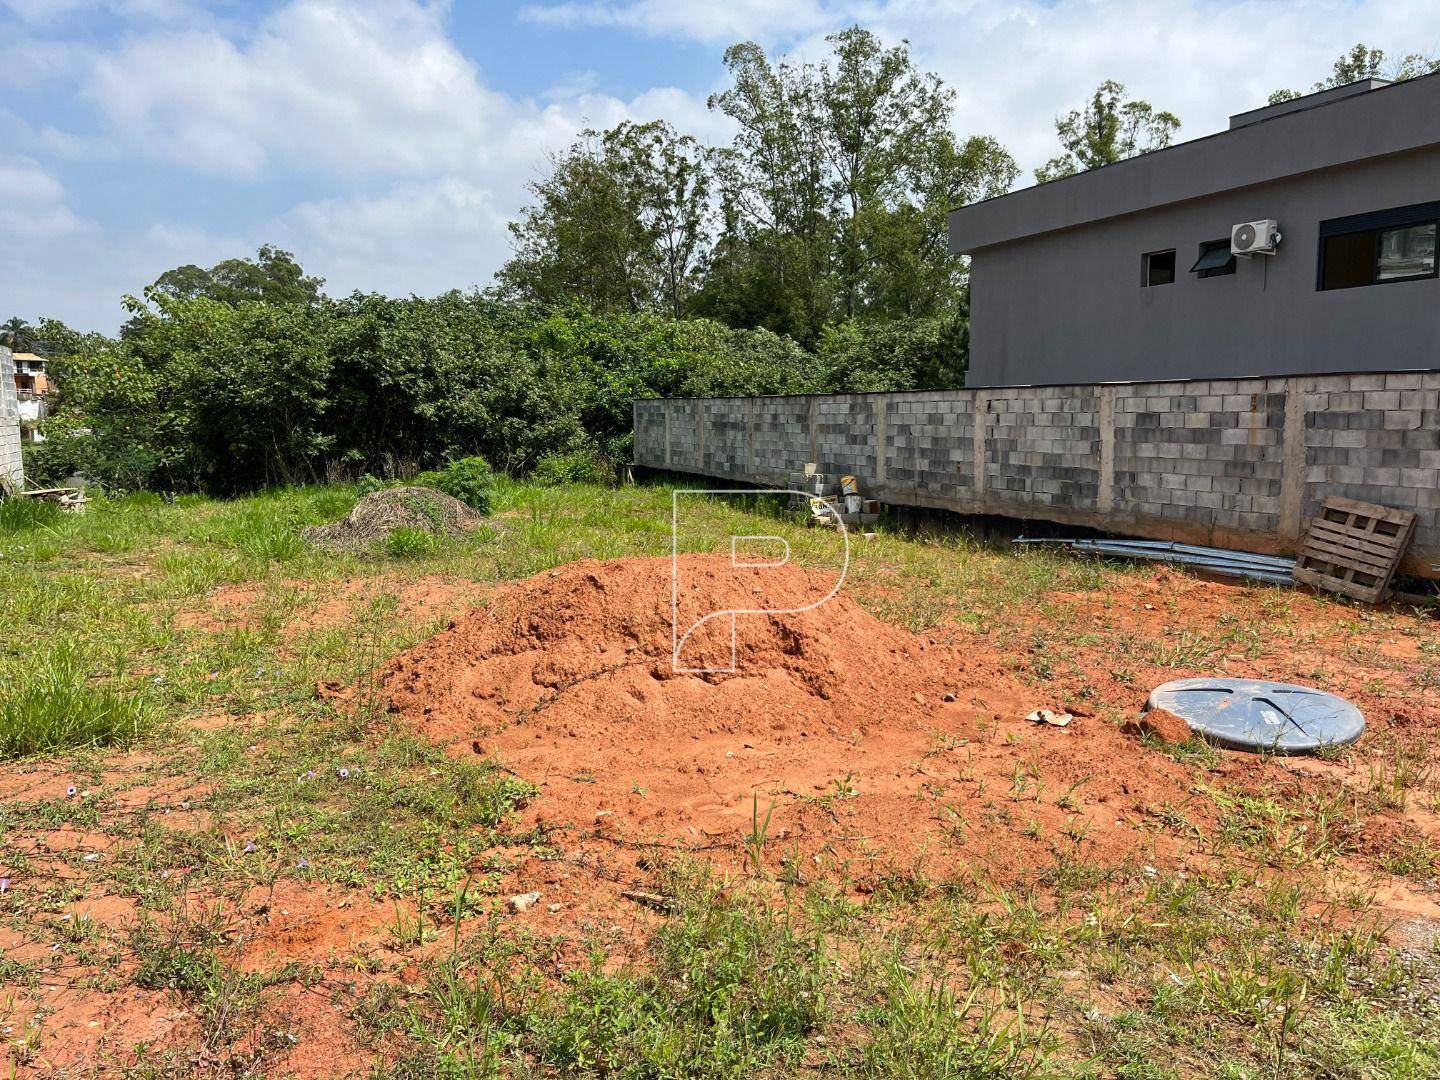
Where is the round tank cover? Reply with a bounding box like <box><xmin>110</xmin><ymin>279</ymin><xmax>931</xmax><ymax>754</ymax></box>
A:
<box><xmin>1146</xmin><ymin>678</ymin><xmax>1364</xmax><ymax>755</ymax></box>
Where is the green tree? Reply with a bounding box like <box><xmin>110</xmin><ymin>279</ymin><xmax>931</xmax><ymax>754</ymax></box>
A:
<box><xmin>702</xmin><ymin>40</ymin><xmax>835</xmax><ymax>345</ymax></box>
<box><xmin>1</xmin><ymin>316</ymin><xmax>38</xmax><ymax>352</ymax></box>
<box><xmin>496</xmin><ymin>123</ymin><xmax>709</xmax><ymax>317</ymax></box>
<box><xmin>1268</xmin><ymin>43</ymin><xmax>1440</xmax><ymax>105</ymax></box>
<box><xmin>698</xmin><ymin>28</ymin><xmax>1015</xmax><ymax>340</ymax></box>
<box><xmin>616</xmin><ymin>122</ymin><xmax>713</xmax><ymax>319</ymax></box>
<box><xmin>150</xmin><ymin>244</ymin><xmax>325</xmax><ymax>305</ymax></box>
<box><xmin>1034</xmin><ymin>80</ymin><xmax>1180</xmax><ymax>183</ymax></box>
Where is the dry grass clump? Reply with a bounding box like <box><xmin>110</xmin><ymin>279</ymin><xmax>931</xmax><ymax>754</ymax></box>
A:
<box><xmin>303</xmin><ymin>487</ymin><xmax>482</xmax><ymax>552</ymax></box>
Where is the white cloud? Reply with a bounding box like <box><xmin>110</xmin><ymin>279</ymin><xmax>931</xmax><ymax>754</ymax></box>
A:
<box><xmin>0</xmin><ymin>158</ymin><xmax>84</xmax><ymax>238</ymax></box>
<box><xmin>520</xmin><ymin>0</ymin><xmax>1440</xmax><ymax>173</ymax></box>
<box><xmin>280</xmin><ymin>177</ymin><xmax>508</xmax><ymax>298</ymax></box>
<box><xmin>519</xmin><ymin>0</ymin><xmax>843</xmax><ymax>43</ymax></box>
<box><xmin>5</xmin><ymin>0</ymin><xmax>719</xmax><ymax>330</ymax></box>
<box><xmin>87</xmin><ymin>0</ymin><xmax>502</xmax><ymax>175</ymax></box>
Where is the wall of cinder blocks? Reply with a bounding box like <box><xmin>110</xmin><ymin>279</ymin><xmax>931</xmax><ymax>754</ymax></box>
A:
<box><xmin>635</xmin><ymin>370</ymin><xmax>1440</xmax><ymax>576</ymax></box>
<box><xmin>0</xmin><ymin>347</ymin><xmax>23</xmax><ymax>493</ymax></box>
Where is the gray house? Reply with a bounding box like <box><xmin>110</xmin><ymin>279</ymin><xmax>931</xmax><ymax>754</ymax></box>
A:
<box><xmin>949</xmin><ymin>74</ymin><xmax>1440</xmax><ymax>388</ymax></box>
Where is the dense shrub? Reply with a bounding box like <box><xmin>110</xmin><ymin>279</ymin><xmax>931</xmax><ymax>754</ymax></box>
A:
<box><xmin>430</xmin><ymin>456</ymin><xmax>496</xmax><ymax>514</ymax></box>
<box><xmin>31</xmin><ymin>292</ymin><xmax>960</xmax><ymax>494</ymax></box>
<box><xmin>816</xmin><ymin>310</ymin><xmax>968</xmax><ymax>392</ymax></box>
<box><xmin>530</xmin><ymin>447</ymin><xmax>611</xmax><ymax>486</ymax></box>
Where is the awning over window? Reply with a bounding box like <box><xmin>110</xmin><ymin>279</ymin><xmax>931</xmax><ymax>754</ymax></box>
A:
<box><xmin>1190</xmin><ymin>245</ymin><xmax>1234</xmax><ymax>273</ymax></box>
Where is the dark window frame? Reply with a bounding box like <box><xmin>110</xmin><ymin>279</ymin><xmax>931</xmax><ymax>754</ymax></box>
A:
<box><xmin>1142</xmin><ymin>248</ymin><xmax>1176</xmax><ymax>287</ymax></box>
<box><xmin>1191</xmin><ymin>238</ymin><xmax>1238</xmax><ymax>278</ymax></box>
<box><xmin>1317</xmin><ymin>201</ymin><xmax>1440</xmax><ymax>291</ymax></box>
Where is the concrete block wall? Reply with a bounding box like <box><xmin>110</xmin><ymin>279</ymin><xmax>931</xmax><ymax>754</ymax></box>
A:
<box><xmin>634</xmin><ymin>370</ymin><xmax>1440</xmax><ymax>576</ymax></box>
<box><xmin>1300</xmin><ymin>373</ymin><xmax>1440</xmax><ymax>541</ymax></box>
<box><xmin>884</xmin><ymin>392</ymin><xmax>976</xmax><ymax>497</ymax></box>
<box><xmin>986</xmin><ymin>385</ymin><xmax>1101</xmax><ymax>511</ymax></box>
<box><xmin>751</xmin><ymin>397</ymin><xmax>812</xmax><ymax>484</ymax></box>
<box><xmin>1113</xmin><ymin>380</ymin><xmax>1289</xmax><ymax>536</ymax></box>
<box><xmin>0</xmin><ymin>347</ymin><xmax>22</xmax><ymax>493</ymax></box>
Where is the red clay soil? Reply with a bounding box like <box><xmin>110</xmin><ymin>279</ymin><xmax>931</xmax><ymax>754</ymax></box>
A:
<box><xmin>382</xmin><ymin>555</ymin><xmax>1260</xmax><ymax>904</ymax></box>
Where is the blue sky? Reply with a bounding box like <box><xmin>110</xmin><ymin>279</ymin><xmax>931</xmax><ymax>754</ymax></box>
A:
<box><xmin>2</xmin><ymin>0</ymin><xmax>1436</xmax><ymax>333</ymax></box>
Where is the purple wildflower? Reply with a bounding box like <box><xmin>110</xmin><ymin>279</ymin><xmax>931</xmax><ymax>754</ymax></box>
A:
<box><xmin>296</xmin><ymin>858</ymin><xmax>310</xmax><ymax>870</ymax></box>
<box><xmin>65</xmin><ymin>785</ymin><xmax>77</xmax><ymax>798</ymax></box>
<box><xmin>337</xmin><ymin>768</ymin><xmax>350</xmax><ymax>780</ymax></box>
<box><xmin>0</xmin><ymin>878</ymin><xmax>10</xmax><ymax>895</ymax></box>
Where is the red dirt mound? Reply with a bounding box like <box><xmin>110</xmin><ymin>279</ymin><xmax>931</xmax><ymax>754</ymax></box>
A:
<box><xmin>383</xmin><ymin>556</ymin><xmax>1232</xmax><ymax>896</ymax></box>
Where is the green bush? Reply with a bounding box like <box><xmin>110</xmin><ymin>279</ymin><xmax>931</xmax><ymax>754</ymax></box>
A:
<box><xmin>0</xmin><ymin>642</ymin><xmax>154</xmax><ymax>758</ymax></box>
<box><xmin>355</xmin><ymin>473</ymin><xmax>387</xmax><ymax>498</ymax></box>
<box><xmin>816</xmin><ymin>312</ymin><xmax>968</xmax><ymax>392</ymax></box>
<box><xmin>33</xmin><ymin>292</ymin><xmax>955</xmax><ymax>495</ymax></box>
<box><xmin>531</xmin><ymin>447</ymin><xmax>611</xmax><ymax>486</ymax></box>
<box><xmin>432</xmin><ymin>456</ymin><xmax>495</xmax><ymax>514</ymax></box>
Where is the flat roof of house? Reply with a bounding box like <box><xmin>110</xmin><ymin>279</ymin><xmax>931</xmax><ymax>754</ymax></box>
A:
<box><xmin>948</xmin><ymin>72</ymin><xmax>1440</xmax><ymax>255</ymax></box>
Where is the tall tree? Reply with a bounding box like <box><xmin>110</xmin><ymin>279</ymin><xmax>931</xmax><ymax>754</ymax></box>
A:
<box><xmin>704</xmin><ymin>41</ymin><xmax>835</xmax><ymax>344</ymax></box>
<box><xmin>1268</xmin><ymin>44</ymin><xmax>1440</xmax><ymax>105</ymax></box>
<box><xmin>2</xmin><ymin>316</ymin><xmax>38</xmax><ymax>352</ymax></box>
<box><xmin>151</xmin><ymin>244</ymin><xmax>325</xmax><ymax>306</ymax></box>
<box><xmin>612</xmin><ymin>122</ymin><xmax>712</xmax><ymax>319</ymax></box>
<box><xmin>1034</xmin><ymin>81</ymin><xmax>1180</xmax><ymax>183</ymax></box>
<box><xmin>699</xmin><ymin>28</ymin><xmax>1017</xmax><ymax>339</ymax></box>
<box><xmin>497</xmin><ymin>122</ymin><xmax>711</xmax><ymax>317</ymax></box>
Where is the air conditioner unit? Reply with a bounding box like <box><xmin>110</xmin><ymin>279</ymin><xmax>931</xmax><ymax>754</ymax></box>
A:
<box><xmin>1232</xmin><ymin>219</ymin><xmax>1281</xmax><ymax>257</ymax></box>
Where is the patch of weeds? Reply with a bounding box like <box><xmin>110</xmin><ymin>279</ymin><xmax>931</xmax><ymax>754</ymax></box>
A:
<box><xmin>384</xmin><ymin>524</ymin><xmax>443</xmax><ymax>559</ymax></box>
<box><xmin>130</xmin><ymin>906</ymin><xmax>276</xmax><ymax>1056</ymax></box>
<box><xmin>531</xmin><ymin>888</ymin><xmax>827</xmax><ymax>1076</ymax></box>
<box><xmin>0</xmin><ymin>496</ymin><xmax>64</xmax><ymax>534</ymax></box>
<box><xmin>0</xmin><ymin>639</ymin><xmax>155</xmax><ymax>757</ymax></box>
<box><xmin>852</xmin><ymin>956</ymin><xmax>1053</xmax><ymax>1078</ymax></box>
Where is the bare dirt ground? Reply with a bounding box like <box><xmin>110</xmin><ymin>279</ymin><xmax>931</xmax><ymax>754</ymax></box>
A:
<box><xmin>382</xmin><ymin>555</ymin><xmax>1440</xmax><ymax>939</ymax></box>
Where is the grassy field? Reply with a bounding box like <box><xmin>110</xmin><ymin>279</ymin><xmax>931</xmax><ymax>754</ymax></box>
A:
<box><xmin>0</xmin><ymin>480</ymin><xmax>1438</xmax><ymax>1078</ymax></box>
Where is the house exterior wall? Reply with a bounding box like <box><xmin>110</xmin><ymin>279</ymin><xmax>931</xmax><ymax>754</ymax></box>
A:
<box><xmin>965</xmin><ymin>146</ymin><xmax>1440</xmax><ymax>387</ymax></box>
<box><xmin>0</xmin><ymin>347</ymin><xmax>24</xmax><ymax>492</ymax></box>
<box><xmin>633</xmin><ymin>369</ymin><xmax>1440</xmax><ymax>578</ymax></box>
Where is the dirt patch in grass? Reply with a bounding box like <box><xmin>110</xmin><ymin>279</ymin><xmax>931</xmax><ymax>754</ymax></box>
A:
<box><xmin>175</xmin><ymin>574</ymin><xmax>493</xmax><ymax>638</ymax></box>
<box><xmin>384</xmin><ymin>557</ymin><xmax>1241</xmax><ymax>899</ymax></box>
<box><xmin>378</xmin><ymin>555</ymin><xmax>1440</xmax><ymax>940</ymax></box>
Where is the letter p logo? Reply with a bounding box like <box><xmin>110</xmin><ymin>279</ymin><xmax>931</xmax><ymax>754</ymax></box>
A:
<box><xmin>670</xmin><ymin>489</ymin><xmax>850</xmax><ymax>673</ymax></box>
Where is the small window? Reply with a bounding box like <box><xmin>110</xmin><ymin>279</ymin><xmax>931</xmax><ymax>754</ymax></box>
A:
<box><xmin>1190</xmin><ymin>239</ymin><xmax>1237</xmax><ymax>278</ymax></box>
<box><xmin>1319</xmin><ymin>202</ymin><xmax>1439</xmax><ymax>290</ymax></box>
<box><xmin>1143</xmin><ymin>249</ymin><xmax>1176</xmax><ymax>287</ymax></box>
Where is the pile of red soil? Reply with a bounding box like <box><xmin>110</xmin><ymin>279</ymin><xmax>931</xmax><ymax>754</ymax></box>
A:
<box><xmin>383</xmin><ymin>555</ymin><xmax>1227</xmax><ymax>889</ymax></box>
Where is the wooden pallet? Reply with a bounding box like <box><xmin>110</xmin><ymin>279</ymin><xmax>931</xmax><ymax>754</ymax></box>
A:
<box><xmin>1292</xmin><ymin>496</ymin><xmax>1416</xmax><ymax>603</ymax></box>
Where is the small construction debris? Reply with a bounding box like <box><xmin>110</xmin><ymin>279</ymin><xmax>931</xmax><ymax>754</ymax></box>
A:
<box><xmin>15</xmin><ymin>486</ymin><xmax>88</xmax><ymax>513</ymax></box>
<box><xmin>1293</xmin><ymin>496</ymin><xmax>1416</xmax><ymax>603</ymax></box>
<box><xmin>303</xmin><ymin>486</ymin><xmax>482</xmax><ymax>551</ymax></box>
<box><xmin>1026</xmin><ymin>708</ymin><xmax>1073</xmax><ymax>728</ymax></box>
<box><xmin>1016</xmin><ymin>538</ymin><xmax>1294</xmax><ymax>585</ymax></box>
<box><xmin>795</xmin><ymin>465</ymin><xmax>881</xmax><ymax>530</ymax></box>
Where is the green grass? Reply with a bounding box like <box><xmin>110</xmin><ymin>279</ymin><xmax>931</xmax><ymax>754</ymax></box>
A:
<box><xmin>0</xmin><ymin>639</ymin><xmax>154</xmax><ymax>757</ymax></box>
<box><xmin>0</xmin><ymin>479</ymin><xmax>1436</xmax><ymax>1077</ymax></box>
